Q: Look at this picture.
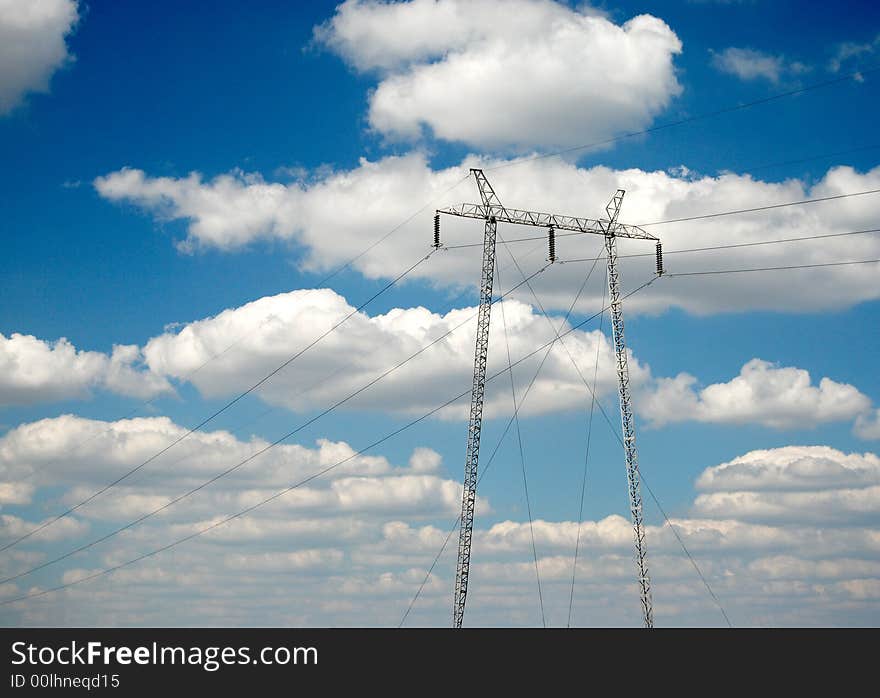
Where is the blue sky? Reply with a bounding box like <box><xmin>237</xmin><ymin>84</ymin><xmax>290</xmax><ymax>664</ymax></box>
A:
<box><xmin>1</xmin><ymin>0</ymin><xmax>879</xmax><ymax>627</ymax></box>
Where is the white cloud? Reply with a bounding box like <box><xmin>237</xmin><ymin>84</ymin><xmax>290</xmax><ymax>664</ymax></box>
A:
<box><xmin>94</xmin><ymin>167</ymin><xmax>299</xmax><ymax>252</ymax></box>
<box><xmin>0</xmin><ymin>333</ymin><xmax>102</xmax><ymax>405</ymax></box>
<box><xmin>693</xmin><ymin>445</ymin><xmax>880</xmax><ymax>524</ymax></box>
<box><xmin>139</xmin><ymin>287</ymin><xmax>647</xmax><ymax>419</ymax></box>
<box><xmin>0</xmin><ymin>332</ymin><xmax>172</xmax><ymax>406</ymax></box>
<box><xmin>0</xmin><ymin>0</ymin><xmax>79</xmax><ymax>114</ymax></box>
<box><xmin>747</xmin><ymin>555</ymin><xmax>880</xmax><ymax>581</ymax></box>
<box><xmin>1</xmin><ymin>417</ymin><xmax>878</xmax><ymax>625</ymax></box>
<box><xmin>828</xmin><ymin>34</ymin><xmax>880</xmax><ymax>73</ymax></box>
<box><xmin>479</xmin><ymin>516</ymin><xmax>633</xmax><ymax>553</ymax></box>
<box><xmin>314</xmin><ymin>0</ymin><xmax>682</xmax><ymax>150</ymax></box>
<box><xmin>709</xmin><ymin>47</ymin><xmax>795</xmax><ymax>83</ymax></box>
<box><xmin>94</xmin><ymin>155</ymin><xmax>462</xmax><ymax>254</ymax></box>
<box><xmin>0</xmin><ymin>483</ymin><xmax>34</xmax><ymax>506</ymax></box>
<box><xmin>50</xmin><ymin>284</ymin><xmax>865</xmax><ymax>435</ymax></box>
<box><xmin>0</xmin><ymin>413</ymin><xmax>397</xmax><ymax>486</ymax></box>
<box><xmin>693</xmin><ymin>486</ymin><xmax>880</xmax><ymax>524</ymax></box>
<box><xmin>854</xmin><ymin>410</ymin><xmax>880</xmax><ymax>440</ymax></box>
<box><xmin>18</xmin><ymin>278</ymin><xmax>865</xmax><ymax>435</ymax></box>
<box><xmin>94</xmin><ymin>154</ymin><xmax>880</xmax><ymax>316</ymax></box>
<box><xmin>0</xmin><ymin>513</ymin><xmax>87</xmax><ymax>543</ymax></box>
<box><xmin>221</xmin><ymin>549</ymin><xmax>345</xmax><ymax>573</ymax></box>
<box><xmin>102</xmin><ymin>344</ymin><xmax>175</xmax><ymax>399</ymax></box>
<box><xmin>0</xmin><ymin>414</ymin><xmax>474</xmax><ymax>523</ymax></box>
<box><xmin>470</xmin><ymin>515</ymin><xmax>880</xmax><ymax>559</ymax></box>
<box><xmin>408</xmin><ymin>447</ymin><xmax>442</xmax><ymax>473</ymax></box>
<box><xmin>835</xmin><ymin>578</ymin><xmax>880</xmax><ymax>600</ymax></box>
<box><xmin>639</xmin><ymin>359</ymin><xmax>872</xmax><ymax>430</ymax></box>
<box><xmin>696</xmin><ymin>446</ymin><xmax>880</xmax><ymax>492</ymax></box>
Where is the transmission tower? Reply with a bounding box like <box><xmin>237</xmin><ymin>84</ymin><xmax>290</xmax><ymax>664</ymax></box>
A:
<box><xmin>435</xmin><ymin>169</ymin><xmax>663</xmax><ymax>628</ymax></box>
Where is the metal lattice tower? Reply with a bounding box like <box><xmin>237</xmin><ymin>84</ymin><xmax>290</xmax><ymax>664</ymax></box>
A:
<box><xmin>451</xmin><ymin>170</ymin><xmax>501</xmax><ymax>629</ymax></box>
<box><xmin>436</xmin><ymin>169</ymin><xmax>661</xmax><ymax>628</ymax></box>
<box><xmin>602</xmin><ymin>191</ymin><xmax>654</xmax><ymax>628</ymax></box>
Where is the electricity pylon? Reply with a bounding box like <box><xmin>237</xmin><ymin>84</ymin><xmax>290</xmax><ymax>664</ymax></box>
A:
<box><xmin>435</xmin><ymin>169</ymin><xmax>662</xmax><ymax>628</ymax></box>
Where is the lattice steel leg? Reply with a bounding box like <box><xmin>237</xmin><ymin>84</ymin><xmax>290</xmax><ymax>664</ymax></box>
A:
<box><xmin>452</xmin><ymin>215</ymin><xmax>497</xmax><ymax>628</ymax></box>
<box><xmin>604</xmin><ymin>230</ymin><xmax>654</xmax><ymax>628</ymax></box>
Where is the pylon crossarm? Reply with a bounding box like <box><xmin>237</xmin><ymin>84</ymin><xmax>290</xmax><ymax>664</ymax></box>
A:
<box><xmin>437</xmin><ymin>203</ymin><xmax>657</xmax><ymax>241</ymax></box>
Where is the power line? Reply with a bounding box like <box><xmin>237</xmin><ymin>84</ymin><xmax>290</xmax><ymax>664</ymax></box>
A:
<box><xmin>312</xmin><ymin>174</ymin><xmax>471</xmax><ymax>287</ymax></box>
<box><xmin>96</xmin><ymin>356</ymin><xmax>384</xmax><ymax>497</ymax></box>
<box><xmin>484</xmin><ymin>65</ymin><xmax>880</xmax><ymax>172</ymax></box>
<box><xmin>496</xmin><ymin>236</ymin><xmax>613</xmax><ymax>627</ymax></box>
<box><xmin>571</xmin><ymin>382</ymin><xmax>736</xmax><ymax>628</ymax></box>
<box><xmin>43</xmin><ymin>136</ymin><xmax>871</xmax><ymax>501</ymax></box>
<box><xmin>399</xmin><ymin>253</ymin><xmax>604</xmax><ymax>627</ymax></box>
<box><xmin>638</xmin><ymin>473</ymin><xmax>733</xmax><ymax>628</ymax></box>
<box><xmin>0</xmin><ymin>249</ymin><xmax>438</xmax><ymax>555</ymax></box>
<box><xmin>397</xmin><ymin>517</ymin><xmax>459</xmax><ymax>627</ymax></box>
<box><xmin>567</xmin><ymin>264</ymin><xmax>606</xmax><ymax>628</ymax></box>
<box><xmin>3</xmin><ymin>267</ymin><xmax>651</xmax><ymax>607</ymax></box>
<box><xmin>639</xmin><ymin>188</ymin><xmax>880</xmax><ymax>227</ymax></box>
<box><xmin>495</xmin><ymin>252</ymin><xmax>731</xmax><ymax>627</ymax></box>
<box><xmin>22</xmin><ymin>60</ymin><xmax>872</xmax><ymax>471</ymax></box>
<box><xmin>550</xmin><ymin>335</ymin><xmax>735</xmax><ymax>628</ymax></box>
<box><xmin>110</xmin><ymin>358</ymin><xmax>369</xmax><ymax>496</ymax></box>
<box><xmin>734</xmin><ymin>143</ymin><xmax>880</xmax><ymax>174</ymax></box>
<box><xmin>555</xmin><ymin>227</ymin><xmax>880</xmax><ymax>264</ymax></box>
<box><xmin>630</xmin><ymin>227</ymin><xmax>880</xmax><ymax>257</ymax></box>
<box><xmin>443</xmin><ymin>170</ymin><xmax>846</xmax><ymax>625</ymax></box>
<box><xmin>0</xmin><ymin>262</ymin><xmax>552</xmax><ymax>587</ymax></box>
<box><xmin>12</xmin><ymin>316</ymin><xmax>276</xmax><ymax>488</ymax></box>
<box><xmin>402</xmin><ymin>268</ymin><xmax>733</xmax><ymax>629</ymax></box>
<box><xmin>11</xmin><ymin>175</ymin><xmax>473</xmax><ymax>500</ymax></box>
<box><xmin>496</xmin><ymin>260</ymin><xmax>545</xmax><ymax>627</ymax></box>
<box><xmin>67</xmin><ymin>248</ymin><xmax>551</xmax><ymax>499</ymax></box>
<box><xmin>31</xmin><ymin>70</ymin><xmax>871</xmax><ymax>520</ymax></box>
<box><xmin>666</xmin><ymin>258</ymin><xmax>880</xmax><ymax>276</ymax></box>
<box><xmin>14</xmin><ymin>57</ymin><xmax>875</xmax><ymax>616</ymax></box>
<box><xmin>488</xmin><ymin>190</ymin><xmax>655</xmax><ymax>628</ymax></box>
<box><xmin>561</xmin><ymin>344</ymin><xmax>734</xmax><ymax>626</ymax></box>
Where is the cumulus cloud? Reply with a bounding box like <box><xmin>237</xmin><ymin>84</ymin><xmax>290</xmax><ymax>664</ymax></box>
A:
<box><xmin>94</xmin><ymin>154</ymin><xmax>880</xmax><ymax>315</ymax></box>
<box><xmin>693</xmin><ymin>485</ymin><xmax>880</xmax><ymax>525</ymax></box>
<box><xmin>0</xmin><ymin>483</ymin><xmax>34</xmax><ymax>506</ymax></box>
<box><xmin>2</xmin><ymin>428</ymin><xmax>878</xmax><ymax>626</ymax></box>
<box><xmin>696</xmin><ymin>445</ymin><xmax>880</xmax><ymax>492</ymax></box>
<box><xmin>139</xmin><ymin>287</ymin><xmax>645</xmax><ymax>419</ymax></box>
<box><xmin>132</xmin><ymin>289</ymin><xmax>879</xmax><ymax>433</ymax></box>
<box><xmin>693</xmin><ymin>445</ymin><xmax>880</xmax><ymax>524</ymax></box>
<box><xmin>468</xmin><ymin>513</ymin><xmax>880</xmax><ymax>561</ymax></box>
<box><xmin>0</xmin><ymin>414</ymin><xmax>473</xmax><ymax>522</ymax></box>
<box><xmin>0</xmin><ymin>332</ymin><xmax>173</xmax><ymax>406</ymax></box>
<box><xmin>746</xmin><ymin>555</ymin><xmax>880</xmax><ymax>581</ymax></box>
<box><xmin>313</xmin><ymin>0</ymin><xmax>682</xmax><ymax>150</ymax></box>
<box><xmin>0</xmin><ymin>413</ymin><xmax>501</xmax><ymax>623</ymax></box>
<box><xmin>0</xmin><ymin>0</ymin><xmax>79</xmax><ymax>114</ymax></box>
<box><xmin>639</xmin><ymin>359</ymin><xmax>872</xmax><ymax>430</ymax></box>
<box><xmin>854</xmin><ymin>410</ymin><xmax>880</xmax><ymax>440</ymax></box>
<box><xmin>0</xmin><ymin>513</ymin><xmax>87</xmax><ymax>543</ymax></box>
<box><xmin>10</xmin><ymin>286</ymin><xmax>870</xmax><ymax>435</ymax></box>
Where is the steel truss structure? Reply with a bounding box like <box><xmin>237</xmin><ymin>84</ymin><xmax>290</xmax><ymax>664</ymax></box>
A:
<box><xmin>438</xmin><ymin>169</ymin><xmax>660</xmax><ymax>628</ymax></box>
<box><xmin>450</xmin><ymin>170</ymin><xmax>500</xmax><ymax>629</ymax></box>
